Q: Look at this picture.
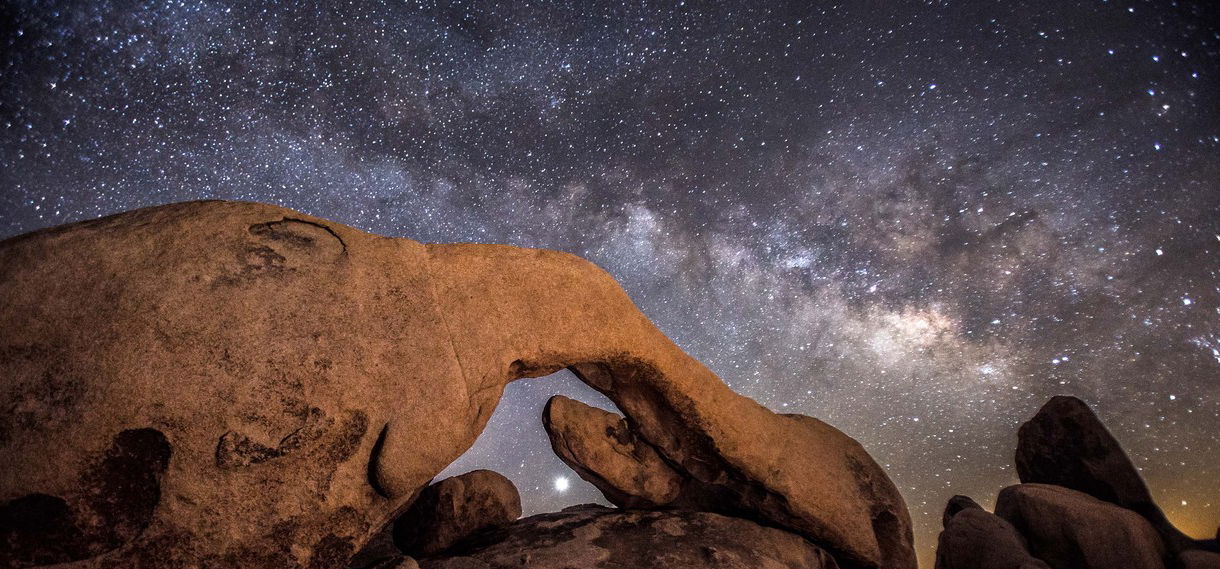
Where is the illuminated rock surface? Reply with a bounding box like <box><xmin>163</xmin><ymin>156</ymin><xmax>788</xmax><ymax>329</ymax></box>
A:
<box><xmin>0</xmin><ymin>201</ymin><xmax>912</xmax><ymax>568</ymax></box>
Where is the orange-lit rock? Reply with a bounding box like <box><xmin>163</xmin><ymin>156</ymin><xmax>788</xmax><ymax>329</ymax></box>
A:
<box><xmin>0</xmin><ymin>201</ymin><xmax>912</xmax><ymax>568</ymax></box>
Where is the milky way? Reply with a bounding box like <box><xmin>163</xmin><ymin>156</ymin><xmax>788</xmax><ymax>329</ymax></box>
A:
<box><xmin>2</xmin><ymin>1</ymin><xmax>1218</xmax><ymax>564</ymax></box>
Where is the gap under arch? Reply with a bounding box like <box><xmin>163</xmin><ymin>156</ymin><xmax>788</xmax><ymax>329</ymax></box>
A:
<box><xmin>437</xmin><ymin>368</ymin><xmax>620</xmax><ymax>516</ymax></box>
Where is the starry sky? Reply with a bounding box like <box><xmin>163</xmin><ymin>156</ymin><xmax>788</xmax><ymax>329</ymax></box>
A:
<box><xmin>2</xmin><ymin>1</ymin><xmax>1218</xmax><ymax>565</ymax></box>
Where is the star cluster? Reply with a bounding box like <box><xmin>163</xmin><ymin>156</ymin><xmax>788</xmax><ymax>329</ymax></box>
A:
<box><xmin>2</xmin><ymin>1</ymin><xmax>1218</xmax><ymax>564</ymax></box>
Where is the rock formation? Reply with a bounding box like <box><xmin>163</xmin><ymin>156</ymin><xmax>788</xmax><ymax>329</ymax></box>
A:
<box><xmin>0</xmin><ymin>201</ymin><xmax>913</xmax><ymax>569</ymax></box>
<box><xmin>418</xmin><ymin>506</ymin><xmax>842</xmax><ymax>569</ymax></box>
<box><xmin>1016</xmin><ymin>395</ymin><xmax>1195</xmax><ymax>552</ymax></box>
<box><xmin>995</xmin><ymin>483</ymin><xmax>1166</xmax><ymax>569</ymax></box>
<box><xmin>539</xmin><ymin>388</ymin><xmax>913</xmax><ymax>569</ymax></box>
<box><xmin>392</xmin><ymin>470</ymin><xmax>521</xmax><ymax>557</ymax></box>
<box><xmin>935</xmin><ymin>395</ymin><xmax>1217</xmax><ymax>569</ymax></box>
<box><xmin>542</xmin><ymin>395</ymin><xmax>685</xmax><ymax>509</ymax></box>
<box><xmin>934</xmin><ymin>495</ymin><xmax>1049</xmax><ymax>569</ymax></box>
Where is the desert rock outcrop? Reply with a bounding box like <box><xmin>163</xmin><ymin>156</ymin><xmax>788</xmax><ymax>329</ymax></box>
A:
<box><xmin>935</xmin><ymin>396</ymin><xmax>1216</xmax><ymax>569</ymax></box>
<box><xmin>0</xmin><ymin>201</ymin><xmax>913</xmax><ymax>569</ymax></box>
<box><xmin>1016</xmin><ymin>395</ymin><xmax>1193</xmax><ymax>551</ymax></box>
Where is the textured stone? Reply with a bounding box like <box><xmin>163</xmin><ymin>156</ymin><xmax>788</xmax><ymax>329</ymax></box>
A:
<box><xmin>0</xmin><ymin>201</ymin><xmax>912</xmax><ymax>568</ymax></box>
<box><xmin>393</xmin><ymin>470</ymin><xmax>521</xmax><ymax>557</ymax></box>
<box><xmin>541</xmin><ymin>392</ymin><xmax>913</xmax><ymax>569</ymax></box>
<box><xmin>420</xmin><ymin>507</ymin><xmax>840</xmax><ymax>569</ymax></box>
<box><xmin>1015</xmin><ymin>395</ymin><xmax>1192</xmax><ymax>551</ymax></box>
<box><xmin>934</xmin><ymin>495</ymin><xmax>1049</xmax><ymax>569</ymax></box>
<box><xmin>542</xmin><ymin>396</ymin><xmax>685</xmax><ymax>508</ymax></box>
<box><xmin>995</xmin><ymin>483</ymin><xmax>1166</xmax><ymax>569</ymax></box>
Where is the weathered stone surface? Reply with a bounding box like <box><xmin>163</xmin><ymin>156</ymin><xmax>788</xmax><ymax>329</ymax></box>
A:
<box><xmin>542</xmin><ymin>393</ymin><xmax>912</xmax><ymax>569</ymax></box>
<box><xmin>393</xmin><ymin>470</ymin><xmax>521</xmax><ymax>557</ymax></box>
<box><xmin>0</xmin><ymin>201</ymin><xmax>913</xmax><ymax>568</ymax></box>
<box><xmin>542</xmin><ymin>396</ymin><xmax>685</xmax><ymax>508</ymax></box>
<box><xmin>419</xmin><ymin>507</ymin><xmax>841</xmax><ymax>569</ymax></box>
<box><xmin>540</xmin><ymin>394</ymin><xmax>913</xmax><ymax>569</ymax></box>
<box><xmin>934</xmin><ymin>495</ymin><xmax>1049</xmax><ymax>569</ymax></box>
<box><xmin>1015</xmin><ymin>395</ymin><xmax>1192</xmax><ymax>551</ymax></box>
<box><xmin>995</xmin><ymin>483</ymin><xmax>1166</xmax><ymax>569</ymax></box>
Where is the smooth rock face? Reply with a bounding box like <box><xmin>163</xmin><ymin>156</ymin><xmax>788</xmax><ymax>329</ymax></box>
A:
<box><xmin>995</xmin><ymin>483</ymin><xmax>1166</xmax><ymax>569</ymax></box>
<box><xmin>934</xmin><ymin>497</ymin><xmax>1049</xmax><ymax>569</ymax></box>
<box><xmin>542</xmin><ymin>396</ymin><xmax>685</xmax><ymax>508</ymax></box>
<box><xmin>0</xmin><ymin>201</ymin><xmax>913</xmax><ymax>568</ymax></box>
<box><xmin>393</xmin><ymin>470</ymin><xmax>521</xmax><ymax>557</ymax></box>
<box><xmin>419</xmin><ymin>507</ymin><xmax>841</xmax><ymax>569</ymax></box>
<box><xmin>1015</xmin><ymin>395</ymin><xmax>1190</xmax><ymax>551</ymax></box>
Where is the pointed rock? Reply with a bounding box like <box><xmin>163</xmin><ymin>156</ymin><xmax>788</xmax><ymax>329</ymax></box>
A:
<box><xmin>1015</xmin><ymin>396</ymin><xmax>1193</xmax><ymax>551</ymax></box>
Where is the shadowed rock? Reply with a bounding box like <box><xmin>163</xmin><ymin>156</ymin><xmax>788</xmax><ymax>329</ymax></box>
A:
<box><xmin>0</xmin><ymin>201</ymin><xmax>913</xmax><ymax>568</ymax></box>
<box><xmin>1015</xmin><ymin>395</ymin><xmax>1194</xmax><ymax>552</ymax></box>
<box><xmin>934</xmin><ymin>495</ymin><xmax>1049</xmax><ymax>569</ymax></box>
<box><xmin>419</xmin><ymin>507</ymin><xmax>841</xmax><ymax>569</ymax></box>
<box><xmin>1180</xmin><ymin>550</ymin><xmax>1220</xmax><ymax>569</ymax></box>
<box><xmin>393</xmin><ymin>470</ymin><xmax>521</xmax><ymax>557</ymax></box>
<box><xmin>940</xmin><ymin>495</ymin><xmax>982</xmax><ymax>529</ymax></box>
<box><xmin>995</xmin><ymin>483</ymin><xmax>1166</xmax><ymax>569</ymax></box>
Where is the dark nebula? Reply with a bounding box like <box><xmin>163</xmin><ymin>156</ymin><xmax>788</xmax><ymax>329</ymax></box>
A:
<box><xmin>2</xmin><ymin>1</ymin><xmax>1217</xmax><ymax>563</ymax></box>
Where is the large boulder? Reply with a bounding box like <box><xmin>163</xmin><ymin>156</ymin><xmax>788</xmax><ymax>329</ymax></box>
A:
<box><xmin>1015</xmin><ymin>396</ymin><xmax>1192</xmax><ymax>551</ymax></box>
<box><xmin>995</xmin><ymin>483</ymin><xmax>1166</xmax><ymax>569</ymax></box>
<box><xmin>419</xmin><ymin>506</ymin><xmax>841</xmax><ymax>569</ymax></box>
<box><xmin>392</xmin><ymin>470</ymin><xmax>521</xmax><ymax>557</ymax></box>
<box><xmin>933</xmin><ymin>495</ymin><xmax>1049</xmax><ymax>569</ymax></box>
<box><xmin>0</xmin><ymin>201</ymin><xmax>913</xmax><ymax>568</ymax></box>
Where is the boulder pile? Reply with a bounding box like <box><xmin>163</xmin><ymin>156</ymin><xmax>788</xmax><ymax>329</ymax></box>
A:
<box><xmin>935</xmin><ymin>396</ymin><xmax>1219</xmax><ymax>569</ymax></box>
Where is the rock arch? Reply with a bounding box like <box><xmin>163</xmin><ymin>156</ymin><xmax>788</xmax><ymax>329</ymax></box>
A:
<box><xmin>0</xmin><ymin>201</ymin><xmax>913</xmax><ymax>569</ymax></box>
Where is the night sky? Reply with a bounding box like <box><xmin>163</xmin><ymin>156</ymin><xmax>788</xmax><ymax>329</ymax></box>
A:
<box><xmin>2</xmin><ymin>1</ymin><xmax>1219</xmax><ymax>565</ymax></box>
